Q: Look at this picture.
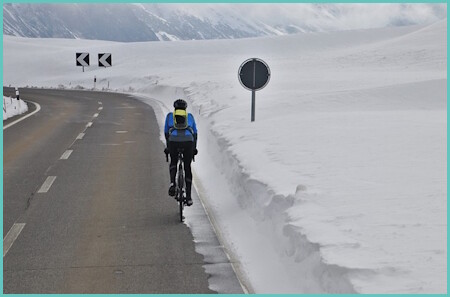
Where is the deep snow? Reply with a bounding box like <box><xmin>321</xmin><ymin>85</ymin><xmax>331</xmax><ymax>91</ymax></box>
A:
<box><xmin>2</xmin><ymin>18</ymin><xmax>447</xmax><ymax>293</ymax></box>
<box><xmin>3</xmin><ymin>96</ymin><xmax>28</xmax><ymax>121</ymax></box>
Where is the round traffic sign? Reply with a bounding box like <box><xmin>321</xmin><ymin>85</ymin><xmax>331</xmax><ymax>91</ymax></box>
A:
<box><xmin>238</xmin><ymin>58</ymin><xmax>270</xmax><ymax>91</ymax></box>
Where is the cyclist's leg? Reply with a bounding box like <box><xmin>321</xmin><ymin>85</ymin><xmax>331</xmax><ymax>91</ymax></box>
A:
<box><xmin>168</xmin><ymin>141</ymin><xmax>179</xmax><ymax>196</ymax></box>
<box><xmin>182</xmin><ymin>141</ymin><xmax>194</xmax><ymax>200</ymax></box>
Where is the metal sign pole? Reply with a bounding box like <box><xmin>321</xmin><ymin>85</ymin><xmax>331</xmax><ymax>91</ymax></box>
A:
<box><xmin>251</xmin><ymin>59</ymin><xmax>256</xmax><ymax>122</ymax></box>
<box><xmin>251</xmin><ymin>90</ymin><xmax>256</xmax><ymax>122</ymax></box>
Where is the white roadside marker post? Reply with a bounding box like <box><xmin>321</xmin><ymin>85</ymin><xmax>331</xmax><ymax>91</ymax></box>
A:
<box><xmin>15</xmin><ymin>87</ymin><xmax>20</xmax><ymax>110</ymax></box>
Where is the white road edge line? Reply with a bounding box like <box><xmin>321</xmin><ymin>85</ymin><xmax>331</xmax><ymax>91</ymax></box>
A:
<box><xmin>191</xmin><ymin>170</ymin><xmax>251</xmax><ymax>294</ymax></box>
<box><xmin>86</xmin><ymin>122</ymin><xmax>93</xmax><ymax>128</ymax></box>
<box><xmin>3</xmin><ymin>101</ymin><xmax>41</xmax><ymax>130</ymax></box>
<box><xmin>76</xmin><ymin>133</ymin><xmax>85</xmax><ymax>140</ymax></box>
<box><xmin>37</xmin><ymin>176</ymin><xmax>57</xmax><ymax>193</ymax></box>
<box><xmin>60</xmin><ymin>150</ymin><xmax>73</xmax><ymax>160</ymax></box>
<box><xmin>3</xmin><ymin>223</ymin><xmax>26</xmax><ymax>257</ymax></box>
<box><xmin>93</xmin><ymin>113</ymin><xmax>99</xmax><ymax>118</ymax></box>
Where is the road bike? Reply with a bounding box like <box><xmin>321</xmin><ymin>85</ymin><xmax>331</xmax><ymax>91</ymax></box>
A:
<box><xmin>166</xmin><ymin>148</ymin><xmax>189</xmax><ymax>222</ymax></box>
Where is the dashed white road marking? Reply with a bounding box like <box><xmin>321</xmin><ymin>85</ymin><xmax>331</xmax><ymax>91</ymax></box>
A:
<box><xmin>37</xmin><ymin>176</ymin><xmax>57</xmax><ymax>193</ymax></box>
<box><xmin>98</xmin><ymin>101</ymin><xmax>102</xmax><ymax>105</ymax></box>
<box><xmin>86</xmin><ymin>122</ymin><xmax>93</xmax><ymax>128</ymax></box>
<box><xmin>60</xmin><ymin>150</ymin><xmax>73</xmax><ymax>160</ymax></box>
<box><xmin>124</xmin><ymin>141</ymin><xmax>136</xmax><ymax>144</ymax></box>
<box><xmin>93</xmin><ymin>113</ymin><xmax>99</xmax><ymax>118</ymax></box>
<box><xmin>115</xmin><ymin>131</ymin><xmax>128</xmax><ymax>134</ymax></box>
<box><xmin>3</xmin><ymin>101</ymin><xmax>41</xmax><ymax>130</ymax></box>
<box><xmin>76</xmin><ymin>133</ymin><xmax>85</xmax><ymax>140</ymax></box>
<box><xmin>3</xmin><ymin>223</ymin><xmax>26</xmax><ymax>257</ymax></box>
<box><xmin>98</xmin><ymin>106</ymin><xmax>103</xmax><ymax>111</ymax></box>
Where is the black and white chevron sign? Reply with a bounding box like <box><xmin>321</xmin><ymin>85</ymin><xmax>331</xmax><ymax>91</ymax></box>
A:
<box><xmin>76</xmin><ymin>52</ymin><xmax>90</xmax><ymax>67</ymax></box>
<box><xmin>98</xmin><ymin>53</ymin><xmax>112</xmax><ymax>67</ymax></box>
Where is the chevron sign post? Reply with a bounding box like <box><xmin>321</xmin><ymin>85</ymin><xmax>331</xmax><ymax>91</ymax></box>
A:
<box><xmin>98</xmin><ymin>53</ymin><xmax>112</xmax><ymax>67</ymax></box>
<box><xmin>76</xmin><ymin>52</ymin><xmax>89</xmax><ymax>72</ymax></box>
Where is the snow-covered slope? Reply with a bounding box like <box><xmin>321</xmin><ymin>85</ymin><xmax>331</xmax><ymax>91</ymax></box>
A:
<box><xmin>3</xmin><ymin>19</ymin><xmax>447</xmax><ymax>293</ymax></box>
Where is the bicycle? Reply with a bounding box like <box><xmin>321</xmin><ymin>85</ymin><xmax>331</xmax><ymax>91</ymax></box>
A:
<box><xmin>166</xmin><ymin>148</ymin><xmax>190</xmax><ymax>222</ymax></box>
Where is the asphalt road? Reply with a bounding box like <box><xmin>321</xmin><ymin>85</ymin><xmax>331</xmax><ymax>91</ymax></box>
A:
<box><xmin>3</xmin><ymin>88</ymin><xmax>241</xmax><ymax>293</ymax></box>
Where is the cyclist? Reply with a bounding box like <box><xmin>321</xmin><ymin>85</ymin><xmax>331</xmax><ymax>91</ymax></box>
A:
<box><xmin>164</xmin><ymin>99</ymin><xmax>198</xmax><ymax>206</ymax></box>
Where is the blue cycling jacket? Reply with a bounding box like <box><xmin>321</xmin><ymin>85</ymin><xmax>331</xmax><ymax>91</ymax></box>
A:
<box><xmin>164</xmin><ymin>112</ymin><xmax>197</xmax><ymax>142</ymax></box>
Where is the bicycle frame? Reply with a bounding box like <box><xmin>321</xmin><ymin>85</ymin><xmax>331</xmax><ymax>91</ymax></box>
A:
<box><xmin>165</xmin><ymin>147</ymin><xmax>194</xmax><ymax>222</ymax></box>
<box><xmin>175</xmin><ymin>150</ymin><xmax>186</xmax><ymax>222</ymax></box>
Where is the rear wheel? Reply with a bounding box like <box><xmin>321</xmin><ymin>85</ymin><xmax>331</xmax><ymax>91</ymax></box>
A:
<box><xmin>178</xmin><ymin>166</ymin><xmax>185</xmax><ymax>222</ymax></box>
<box><xmin>179</xmin><ymin>194</ymin><xmax>184</xmax><ymax>222</ymax></box>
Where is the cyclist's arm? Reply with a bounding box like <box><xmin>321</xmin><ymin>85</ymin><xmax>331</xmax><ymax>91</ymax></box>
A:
<box><xmin>164</xmin><ymin>113</ymin><xmax>171</xmax><ymax>147</ymax></box>
<box><xmin>191</xmin><ymin>115</ymin><xmax>198</xmax><ymax>148</ymax></box>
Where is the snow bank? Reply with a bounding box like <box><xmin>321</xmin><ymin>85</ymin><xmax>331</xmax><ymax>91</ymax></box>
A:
<box><xmin>3</xmin><ymin>96</ymin><xmax>28</xmax><ymax>121</ymax></box>
<box><xmin>130</xmin><ymin>20</ymin><xmax>447</xmax><ymax>293</ymax></box>
<box><xmin>2</xmin><ymin>18</ymin><xmax>447</xmax><ymax>293</ymax></box>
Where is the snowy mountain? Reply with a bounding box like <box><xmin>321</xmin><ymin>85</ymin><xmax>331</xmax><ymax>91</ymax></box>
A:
<box><xmin>3</xmin><ymin>3</ymin><xmax>447</xmax><ymax>42</ymax></box>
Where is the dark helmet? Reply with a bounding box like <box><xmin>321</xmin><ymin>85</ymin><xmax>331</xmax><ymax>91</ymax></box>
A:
<box><xmin>174</xmin><ymin>99</ymin><xmax>187</xmax><ymax>110</ymax></box>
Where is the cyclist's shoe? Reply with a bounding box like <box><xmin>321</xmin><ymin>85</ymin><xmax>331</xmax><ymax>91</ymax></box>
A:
<box><xmin>186</xmin><ymin>194</ymin><xmax>193</xmax><ymax>206</ymax></box>
<box><xmin>168</xmin><ymin>183</ymin><xmax>175</xmax><ymax>196</ymax></box>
